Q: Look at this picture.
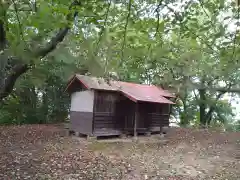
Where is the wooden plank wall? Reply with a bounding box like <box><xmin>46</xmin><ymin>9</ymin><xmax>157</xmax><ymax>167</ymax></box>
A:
<box><xmin>118</xmin><ymin>95</ymin><xmax>135</xmax><ymax>133</ymax></box>
<box><xmin>92</xmin><ymin>90</ymin><xmax>171</xmax><ymax>136</ymax></box>
<box><xmin>139</xmin><ymin>103</ymin><xmax>170</xmax><ymax>132</ymax></box>
<box><xmin>70</xmin><ymin>111</ymin><xmax>93</xmax><ymax>135</ymax></box>
<box><xmin>93</xmin><ymin>90</ymin><xmax>123</xmax><ymax>136</ymax></box>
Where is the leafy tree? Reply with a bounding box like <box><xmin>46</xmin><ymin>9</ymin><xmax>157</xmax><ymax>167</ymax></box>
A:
<box><xmin>0</xmin><ymin>0</ymin><xmax>81</xmax><ymax>102</ymax></box>
<box><xmin>0</xmin><ymin>0</ymin><xmax>239</xmax><ymax>129</ymax></box>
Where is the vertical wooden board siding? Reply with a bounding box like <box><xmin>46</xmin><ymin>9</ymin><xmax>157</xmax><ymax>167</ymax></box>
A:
<box><xmin>92</xmin><ymin>91</ymin><xmax>171</xmax><ymax>136</ymax></box>
<box><xmin>118</xmin><ymin>94</ymin><xmax>135</xmax><ymax>132</ymax></box>
<box><xmin>93</xmin><ymin>90</ymin><xmax>123</xmax><ymax>136</ymax></box>
<box><xmin>93</xmin><ymin>90</ymin><xmax>118</xmax><ymax>113</ymax></box>
<box><xmin>138</xmin><ymin>103</ymin><xmax>170</xmax><ymax>132</ymax></box>
<box><xmin>92</xmin><ymin>91</ymin><xmax>96</xmax><ymax>134</ymax></box>
<box><xmin>134</xmin><ymin>104</ymin><xmax>138</xmax><ymax>137</ymax></box>
<box><xmin>70</xmin><ymin>90</ymin><xmax>94</xmax><ymax>112</ymax></box>
<box><xmin>70</xmin><ymin>111</ymin><xmax>93</xmax><ymax>135</ymax></box>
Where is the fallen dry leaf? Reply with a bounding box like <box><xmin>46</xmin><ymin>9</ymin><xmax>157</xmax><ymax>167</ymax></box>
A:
<box><xmin>0</xmin><ymin>125</ymin><xmax>239</xmax><ymax>180</ymax></box>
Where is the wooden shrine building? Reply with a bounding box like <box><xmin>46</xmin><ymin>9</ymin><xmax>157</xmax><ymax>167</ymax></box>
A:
<box><xmin>65</xmin><ymin>74</ymin><xmax>175</xmax><ymax>137</ymax></box>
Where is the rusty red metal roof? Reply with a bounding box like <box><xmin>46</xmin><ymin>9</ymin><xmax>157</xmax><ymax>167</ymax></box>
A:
<box><xmin>67</xmin><ymin>74</ymin><xmax>175</xmax><ymax>104</ymax></box>
<box><xmin>75</xmin><ymin>74</ymin><xmax>118</xmax><ymax>91</ymax></box>
<box><xmin>116</xmin><ymin>81</ymin><xmax>175</xmax><ymax>104</ymax></box>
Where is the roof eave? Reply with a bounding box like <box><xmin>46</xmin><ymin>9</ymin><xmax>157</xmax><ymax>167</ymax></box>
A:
<box><xmin>139</xmin><ymin>100</ymin><xmax>175</xmax><ymax>104</ymax></box>
<box><xmin>64</xmin><ymin>75</ymin><xmax>91</xmax><ymax>93</ymax></box>
<box><xmin>64</xmin><ymin>75</ymin><xmax>77</xmax><ymax>93</ymax></box>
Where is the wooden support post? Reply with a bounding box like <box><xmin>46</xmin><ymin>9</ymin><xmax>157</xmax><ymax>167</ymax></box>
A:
<box><xmin>65</xmin><ymin>130</ymin><xmax>70</xmax><ymax>136</ymax></box>
<box><xmin>160</xmin><ymin>126</ymin><xmax>165</xmax><ymax>139</ymax></box>
<box><xmin>87</xmin><ymin>135</ymin><xmax>97</xmax><ymax>141</ymax></box>
<box><xmin>120</xmin><ymin>133</ymin><xmax>127</xmax><ymax>139</ymax></box>
<box><xmin>75</xmin><ymin>131</ymin><xmax>80</xmax><ymax>137</ymax></box>
<box><xmin>134</xmin><ymin>103</ymin><xmax>138</xmax><ymax>140</ymax></box>
<box><xmin>63</xmin><ymin>123</ymin><xmax>70</xmax><ymax>136</ymax></box>
<box><xmin>160</xmin><ymin>126</ymin><xmax>163</xmax><ymax>134</ymax></box>
<box><xmin>159</xmin><ymin>116</ymin><xmax>164</xmax><ymax>138</ymax></box>
<box><xmin>145</xmin><ymin>131</ymin><xmax>151</xmax><ymax>137</ymax></box>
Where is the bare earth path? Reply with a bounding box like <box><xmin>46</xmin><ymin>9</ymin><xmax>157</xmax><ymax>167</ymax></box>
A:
<box><xmin>0</xmin><ymin>124</ymin><xmax>239</xmax><ymax>180</ymax></box>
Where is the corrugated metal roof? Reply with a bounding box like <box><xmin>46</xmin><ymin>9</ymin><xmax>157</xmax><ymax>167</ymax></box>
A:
<box><xmin>72</xmin><ymin>74</ymin><xmax>175</xmax><ymax>104</ymax></box>
<box><xmin>116</xmin><ymin>81</ymin><xmax>175</xmax><ymax>104</ymax></box>
<box><xmin>75</xmin><ymin>74</ymin><xmax>118</xmax><ymax>91</ymax></box>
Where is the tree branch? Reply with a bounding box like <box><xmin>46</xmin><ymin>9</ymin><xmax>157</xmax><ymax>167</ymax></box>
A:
<box><xmin>192</xmin><ymin>82</ymin><xmax>240</xmax><ymax>93</ymax></box>
<box><xmin>144</xmin><ymin>0</ymin><xmax>164</xmax><ymax>71</ymax></box>
<box><xmin>120</xmin><ymin>0</ymin><xmax>132</xmax><ymax>66</ymax></box>
<box><xmin>0</xmin><ymin>2</ymin><xmax>7</xmax><ymax>51</ymax></box>
<box><xmin>205</xmin><ymin>91</ymin><xmax>226</xmax><ymax>125</ymax></box>
<box><xmin>35</xmin><ymin>28</ymin><xmax>70</xmax><ymax>58</ymax></box>
<box><xmin>198</xmin><ymin>0</ymin><xmax>216</xmax><ymax>28</ymax></box>
<box><xmin>165</xmin><ymin>3</ymin><xmax>218</xmax><ymax>54</ymax></box>
<box><xmin>230</xmin><ymin>5</ymin><xmax>240</xmax><ymax>63</ymax></box>
<box><xmin>34</xmin><ymin>0</ymin><xmax>81</xmax><ymax>58</ymax></box>
<box><xmin>0</xmin><ymin>19</ymin><xmax>6</xmax><ymax>51</ymax></box>
<box><xmin>154</xmin><ymin>0</ymin><xmax>164</xmax><ymax>37</ymax></box>
<box><xmin>0</xmin><ymin>63</ymin><xmax>29</xmax><ymax>101</ymax></box>
<box><xmin>11</xmin><ymin>0</ymin><xmax>28</xmax><ymax>49</ymax></box>
<box><xmin>0</xmin><ymin>0</ymin><xmax>81</xmax><ymax>102</ymax></box>
<box><xmin>95</xmin><ymin>0</ymin><xmax>112</xmax><ymax>53</ymax></box>
<box><xmin>204</xmin><ymin>81</ymin><xmax>236</xmax><ymax>125</ymax></box>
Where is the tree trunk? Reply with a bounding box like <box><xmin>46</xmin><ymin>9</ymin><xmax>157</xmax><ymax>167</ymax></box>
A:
<box><xmin>31</xmin><ymin>87</ymin><xmax>37</xmax><ymax>109</ymax></box>
<box><xmin>0</xmin><ymin>19</ymin><xmax>6</xmax><ymax>50</ymax></box>
<box><xmin>199</xmin><ymin>89</ymin><xmax>207</xmax><ymax>127</ymax></box>
<box><xmin>0</xmin><ymin>1</ymin><xmax>81</xmax><ymax>103</ymax></box>
<box><xmin>134</xmin><ymin>104</ymin><xmax>138</xmax><ymax>140</ymax></box>
<box><xmin>0</xmin><ymin>64</ymin><xmax>29</xmax><ymax>102</ymax></box>
<box><xmin>41</xmin><ymin>89</ymin><xmax>49</xmax><ymax>124</ymax></box>
<box><xmin>180</xmin><ymin>100</ymin><xmax>189</xmax><ymax>126</ymax></box>
<box><xmin>205</xmin><ymin>92</ymin><xmax>226</xmax><ymax>126</ymax></box>
<box><xmin>179</xmin><ymin>88</ymin><xmax>189</xmax><ymax>126</ymax></box>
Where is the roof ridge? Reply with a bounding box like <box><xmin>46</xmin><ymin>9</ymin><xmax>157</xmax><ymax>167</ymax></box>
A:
<box><xmin>117</xmin><ymin>81</ymin><xmax>156</xmax><ymax>86</ymax></box>
<box><xmin>70</xmin><ymin>74</ymin><xmax>175</xmax><ymax>101</ymax></box>
<box><xmin>76</xmin><ymin>74</ymin><xmax>159</xmax><ymax>87</ymax></box>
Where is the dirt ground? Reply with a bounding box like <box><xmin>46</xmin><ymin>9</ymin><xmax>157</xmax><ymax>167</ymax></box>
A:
<box><xmin>0</xmin><ymin>124</ymin><xmax>239</xmax><ymax>180</ymax></box>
